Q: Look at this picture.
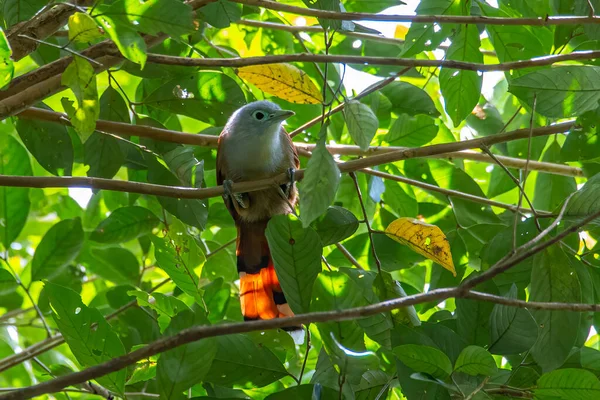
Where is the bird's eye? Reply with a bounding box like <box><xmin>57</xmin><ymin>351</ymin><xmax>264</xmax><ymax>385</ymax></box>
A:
<box><xmin>253</xmin><ymin>111</ymin><xmax>265</xmax><ymax>120</ymax></box>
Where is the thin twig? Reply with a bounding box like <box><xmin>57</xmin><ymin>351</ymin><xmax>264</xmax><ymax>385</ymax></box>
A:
<box><xmin>297</xmin><ymin>327</ymin><xmax>311</xmax><ymax>384</ymax></box>
<box><xmin>227</xmin><ymin>0</ymin><xmax>600</xmax><ymax>26</ymax></box>
<box><xmin>142</xmin><ymin>51</ymin><xmax>600</xmax><ymax>72</ymax></box>
<box><xmin>350</xmin><ymin>172</ymin><xmax>382</xmax><ymax>273</ymax></box>
<box><xmin>335</xmin><ymin>243</ymin><xmax>365</xmax><ymax>270</ymax></box>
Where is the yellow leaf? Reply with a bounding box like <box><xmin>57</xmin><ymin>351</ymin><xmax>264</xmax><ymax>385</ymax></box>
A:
<box><xmin>68</xmin><ymin>12</ymin><xmax>104</xmax><ymax>43</ymax></box>
<box><xmin>394</xmin><ymin>24</ymin><xmax>409</xmax><ymax>40</ymax></box>
<box><xmin>385</xmin><ymin>217</ymin><xmax>456</xmax><ymax>276</ymax></box>
<box><xmin>237</xmin><ymin>63</ymin><xmax>323</xmax><ymax>104</ymax></box>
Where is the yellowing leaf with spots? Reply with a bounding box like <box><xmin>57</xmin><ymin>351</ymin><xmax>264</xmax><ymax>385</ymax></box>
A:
<box><xmin>385</xmin><ymin>217</ymin><xmax>456</xmax><ymax>276</ymax></box>
<box><xmin>68</xmin><ymin>12</ymin><xmax>105</xmax><ymax>43</ymax></box>
<box><xmin>237</xmin><ymin>63</ymin><xmax>323</xmax><ymax>104</ymax></box>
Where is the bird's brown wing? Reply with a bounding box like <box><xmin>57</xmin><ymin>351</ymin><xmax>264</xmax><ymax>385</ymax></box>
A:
<box><xmin>216</xmin><ymin>131</ymin><xmax>241</xmax><ymax>222</ymax></box>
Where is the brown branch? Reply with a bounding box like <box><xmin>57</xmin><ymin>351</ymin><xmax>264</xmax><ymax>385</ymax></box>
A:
<box><xmin>7</xmin><ymin>281</ymin><xmax>600</xmax><ymax>399</ymax></box>
<box><xmin>362</xmin><ymin>168</ymin><xmax>549</xmax><ymax>215</ymax></box>
<box><xmin>334</xmin><ymin>243</ymin><xmax>364</xmax><ymax>270</ymax></box>
<box><xmin>228</xmin><ymin>0</ymin><xmax>600</xmax><ymax>25</ymax></box>
<box><xmin>6</xmin><ymin>4</ymin><xmax>76</xmax><ymax>61</ymax></box>
<box><xmin>18</xmin><ymin>107</ymin><xmax>583</xmax><ymax>177</ymax></box>
<box><xmin>0</xmin><ymin>122</ymin><xmax>575</xmax><ymax>201</ymax></box>
<box><xmin>143</xmin><ymin>51</ymin><xmax>600</xmax><ymax>72</ymax></box>
<box><xmin>236</xmin><ymin>19</ymin><xmax>497</xmax><ymax>56</ymax></box>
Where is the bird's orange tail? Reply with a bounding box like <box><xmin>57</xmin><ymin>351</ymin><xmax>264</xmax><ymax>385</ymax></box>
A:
<box><xmin>236</xmin><ymin>220</ymin><xmax>293</xmax><ymax>321</ymax></box>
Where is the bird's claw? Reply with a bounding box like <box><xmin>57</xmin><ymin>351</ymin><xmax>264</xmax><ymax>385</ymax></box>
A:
<box><xmin>223</xmin><ymin>179</ymin><xmax>248</xmax><ymax>209</ymax></box>
<box><xmin>284</xmin><ymin>167</ymin><xmax>296</xmax><ymax>198</ymax></box>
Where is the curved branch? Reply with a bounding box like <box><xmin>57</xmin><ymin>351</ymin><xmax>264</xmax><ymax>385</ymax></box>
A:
<box><xmin>229</xmin><ymin>0</ymin><xmax>600</xmax><ymax>26</ymax></box>
<box><xmin>144</xmin><ymin>51</ymin><xmax>600</xmax><ymax>72</ymax></box>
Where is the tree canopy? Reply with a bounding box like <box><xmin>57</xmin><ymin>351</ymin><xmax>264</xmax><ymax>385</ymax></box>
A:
<box><xmin>2</xmin><ymin>0</ymin><xmax>600</xmax><ymax>399</ymax></box>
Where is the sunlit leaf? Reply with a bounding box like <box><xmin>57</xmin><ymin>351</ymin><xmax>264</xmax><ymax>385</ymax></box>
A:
<box><xmin>393</xmin><ymin>344</ymin><xmax>452</xmax><ymax>379</ymax></box>
<box><xmin>0</xmin><ymin>28</ymin><xmax>13</xmax><ymax>88</ymax></box>
<box><xmin>385</xmin><ymin>217</ymin><xmax>456</xmax><ymax>276</ymax></box>
<box><xmin>68</xmin><ymin>12</ymin><xmax>104</xmax><ymax>43</ymax></box>
<box><xmin>344</xmin><ymin>100</ymin><xmax>379</xmax><ymax>151</ymax></box>
<box><xmin>90</xmin><ymin>206</ymin><xmax>159</xmax><ymax>244</ymax></box>
<box><xmin>61</xmin><ymin>57</ymin><xmax>99</xmax><ymax>140</ymax></box>
<box><xmin>535</xmin><ymin>368</ymin><xmax>600</xmax><ymax>399</ymax></box>
<box><xmin>238</xmin><ymin>63</ymin><xmax>323</xmax><ymax>104</ymax></box>
<box><xmin>454</xmin><ymin>345</ymin><xmax>497</xmax><ymax>376</ymax></box>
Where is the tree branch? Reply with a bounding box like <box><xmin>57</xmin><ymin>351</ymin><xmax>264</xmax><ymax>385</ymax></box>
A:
<box><xmin>6</xmin><ymin>4</ymin><xmax>76</xmax><ymax>61</ymax></box>
<box><xmin>228</xmin><ymin>0</ymin><xmax>600</xmax><ymax>26</ymax></box>
<box><xmin>143</xmin><ymin>51</ymin><xmax>600</xmax><ymax>72</ymax></box>
<box><xmin>18</xmin><ymin>107</ymin><xmax>583</xmax><ymax>177</ymax></box>
<box><xmin>0</xmin><ymin>122</ymin><xmax>576</xmax><ymax>201</ymax></box>
<box><xmin>6</xmin><ymin>282</ymin><xmax>600</xmax><ymax>399</ymax></box>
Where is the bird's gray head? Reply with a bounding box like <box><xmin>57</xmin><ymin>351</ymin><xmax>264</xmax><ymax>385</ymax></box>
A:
<box><xmin>225</xmin><ymin>100</ymin><xmax>294</xmax><ymax>137</ymax></box>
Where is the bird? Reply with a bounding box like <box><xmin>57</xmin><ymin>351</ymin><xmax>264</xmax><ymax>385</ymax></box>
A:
<box><xmin>216</xmin><ymin>100</ymin><xmax>299</xmax><ymax>322</ymax></box>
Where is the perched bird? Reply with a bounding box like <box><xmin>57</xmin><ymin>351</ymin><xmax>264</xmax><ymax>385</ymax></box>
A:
<box><xmin>216</xmin><ymin>100</ymin><xmax>299</xmax><ymax>322</ymax></box>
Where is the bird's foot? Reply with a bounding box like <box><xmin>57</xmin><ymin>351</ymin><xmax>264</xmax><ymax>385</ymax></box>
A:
<box><xmin>223</xmin><ymin>179</ymin><xmax>248</xmax><ymax>209</ymax></box>
<box><xmin>283</xmin><ymin>167</ymin><xmax>296</xmax><ymax>198</ymax></box>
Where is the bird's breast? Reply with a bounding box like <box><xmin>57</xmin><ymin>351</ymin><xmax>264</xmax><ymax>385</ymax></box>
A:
<box><xmin>221</xmin><ymin>132</ymin><xmax>285</xmax><ymax>181</ymax></box>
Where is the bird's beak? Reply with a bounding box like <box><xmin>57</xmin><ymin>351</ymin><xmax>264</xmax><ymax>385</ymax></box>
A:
<box><xmin>269</xmin><ymin>109</ymin><xmax>295</xmax><ymax>123</ymax></box>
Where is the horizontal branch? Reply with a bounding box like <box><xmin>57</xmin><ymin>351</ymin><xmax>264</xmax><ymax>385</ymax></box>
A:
<box><xmin>6</xmin><ymin>283</ymin><xmax>600</xmax><ymax>400</ymax></box>
<box><xmin>230</xmin><ymin>0</ymin><xmax>600</xmax><ymax>26</ymax></box>
<box><xmin>144</xmin><ymin>51</ymin><xmax>600</xmax><ymax>72</ymax></box>
<box><xmin>18</xmin><ymin>108</ymin><xmax>582</xmax><ymax>177</ymax></box>
<box><xmin>0</xmin><ymin>122</ymin><xmax>576</xmax><ymax>201</ymax></box>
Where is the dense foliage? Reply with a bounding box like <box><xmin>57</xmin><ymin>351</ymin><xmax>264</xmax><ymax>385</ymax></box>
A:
<box><xmin>2</xmin><ymin>0</ymin><xmax>600</xmax><ymax>399</ymax></box>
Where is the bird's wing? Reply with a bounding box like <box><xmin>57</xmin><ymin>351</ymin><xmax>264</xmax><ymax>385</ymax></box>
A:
<box><xmin>216</xmin><ymin>130</ymin><xmax>241</xmax><ymax>221</ymax></box>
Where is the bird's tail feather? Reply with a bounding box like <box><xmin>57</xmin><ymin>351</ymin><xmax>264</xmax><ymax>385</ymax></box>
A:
<box><xmin>236</xmin><ymin>220</ymin><xmax>293</xmax><ymax>321</ymax></box>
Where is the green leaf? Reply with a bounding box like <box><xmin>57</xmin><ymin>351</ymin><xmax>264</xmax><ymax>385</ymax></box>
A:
<box><xmin>61</xmin><ymin>57</ymin><xmax>99</xmax><ymax>140</ymax></box>
<box><xmin>453</xmin><ymin>345</ymin><xmax>497</xmax><ymax>376</ymax></box>
<box><xmin>440</xmin><ymin>24</ymin><xmax>482</xmax><ymax>127</ymax></box>
<box><xmin>68</xmin><ymin>12</ymin><xmax>104</xmax><ymax>43</ymax></box>
<box><xmin>385</xmin><ymin>114</ymin><xmax>438</xmax><ymax>147</ymax></box>
<box><xmin>393</xmin><ymin>344</ymin><xmax>453</xmax><ymax>379</ymax></box>
<box><xmin>16</xmin><ymin>115</ymin><xmax>73</xmax><ymax>176</ymax></box>
<box><xmin>0</xmin><ymin>135</ymin><xmax>32</xmax><ymax>248</ymax></box>
<box><xmin>90</xmin><ymin>206</ymin><xmax>159</xmax><ymax>244</ymax></box>
<box><xmin>0</xmin><ymin>28</ymin><xmax>13</xmax><ymax>88</ymax></box>
<box><xmin>402</xmin><ymin>0</ymin><xmax>459</xmax><ymax>57</ymax></box>
<box><xmin>96</xmin><ymin>16</ymin><xmax>147</xmax><ymax>66</ymax></box>
<box><xmin>84</xmin><ymin>86</ymin><xmax>130</xmax><ymax>179</ymax></box>
<box><xmin>31</xmin><ymin>218</ymin><xmax>84</xmax><ymax>282</ymax></box>
<box><xmin>0</xmin><ymin>264</ymin><xmax>18</xmax><ymax>298</ymax></box>
<box><xmin>146</xmin><ymin>153</ymin><xmax>208</xmax><ymax>230</ymax></box>
<box><xmin>46</xmin><ymin>282</ymin><xmax>126</xmax><ymax>393</ymax></box>
<box><xmin>534</xmin><ymin>141</ymin><xmax>577</xmax><ymax>211</ymax></box>
<box><xmin>265</xmin><ymin>214</ymin><xmax>322</xmax><ymax>314</ymax></box>
<box><xmin>488</xmin><ymin>285</ymin><xmax>538</xmax><ymax>355</ymax></box>
<box><xmin>2</xmin><ymin>0</ymin><xmax>46</xmax><ymax>28</ymax></box>
<box><xmin>581</xmin><ymin>347</ymin><xmax>600</xmax><ymax>371</ymax></box>
<box><xmin>128</xmin><ymin>290</ymin><xmax>188</xmax><ymax>332</ymax></box>
<box><xmin>84</xmin><ymin>247</ymin><xmax>140</xmax><ymax>287</ymax></box>
<box><xmin>382</xmin><ymin>178</ymin><xmax>418</xmax><ymax>218</ymax></box>
<box><xmin>151</xmin><ymin>235</ymin><xmax>204</xmax><ymax>304</ymax></box>
<box><xmin>311</xmin><ymin>206</ymin><xmax>359</xmax><ymax>246</ymax></box>
<box><xmin>509</xmin><ymin>66</ymin><xmax>600</xmax><ymax>118</ymax></box>
<box><xmin>157</xmin><ymin>309</ymin><xmax>216</xmax><ymax>399</ymax></box>
<box><xmin>480</xmin><ymin>2</ymin><xmax>550</xmax><ymax>77</ymax></box>
<box><xmin>204</xmin><ymin>334</ymin><xmax>288</xmax><ymax>388</ymax></box>
<box><xmin>344</xmin><ymin>100</ymin><xmax>379</xmax><ymax>151</ymax></box>
<box><xmin>198</xmin><ymin>0</ymin><xmax>242</xmax><ymax>28</ymax></box>
<box><xmin>535</xmin><ymin>368</ymin><xmax>600</xmax><ymax>400</ymax></box>
<box><xmin>531</xmin><ymin>245</ymin><xmax>581</xmax><ymax>372</ymax></box>
<box><xmin>311</xmin><ymin>271</ymin><xmax>378</xmax><ymax>385</ymax></box>
<box><xmin>144</xmin><ymin>72</ymin><xmax>245</xmax><ymax>126</ymax></box>
<box><xmin>380</xmin><ymin>81</ymin><xmax>439</xmax><ymax>117</ymax></box>
<box><xmin>299</xmin><ymin>133</ymin><xmax>341</xmax><ymax>227</ymax></box>
<box><xmin>564</xmin><ymin>173</ymin><xmax>600</xmax><ymax>226</ymax></box>
<box><xmin>163</xmin><ymin>146</ymin><xmax>204</xmax><ymax>188</ymax></box>
<box><xmin>265</xmin><ymin>384</ymin><xmax>340</xmax><ymax>399</ymax></box>
<box><xmin>97</xmin><ymin>0</ymin><xmax>195</xmax><ymax>37</ymax></box>
<box><xmin>561</xmin><ymin>112</ymin><xmax>600</xmax><ymax>162</ymax></box>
